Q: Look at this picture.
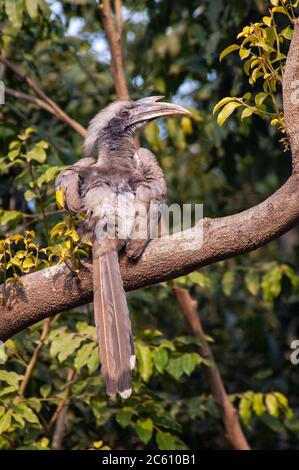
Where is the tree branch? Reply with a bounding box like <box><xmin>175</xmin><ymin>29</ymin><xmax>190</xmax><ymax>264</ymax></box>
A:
<box><xmin>5</xmin><ymin>87</ymin><xmax>59</xmax><ymax>115</ymax></box>
<box><xmin>101</xmin><ymin>0</ymin><xmax>129</xmax><ymax>100</ymax></box>
<box><xmin>19</xmin><ymin>318</ymin><xmax>53</xmax><ymax>396</ymax></box>
<box><xmin>1</xmin><ymin>20</ymin><xmax>299</xmax><ymax>341</ymax></box>
<box><xmin>173</xmin><ymin>285</ymin><xmax>250</xmax><ymax>450</ymax></box>
<box><xmin>50</xmin><ymin>368</ymin><xmax>76</xmax><ymax>450</ymax></box>
<box><xmin>0</xmin><ymin>55</ymin><xmax>86</xmax><ymax>138</ymax></box>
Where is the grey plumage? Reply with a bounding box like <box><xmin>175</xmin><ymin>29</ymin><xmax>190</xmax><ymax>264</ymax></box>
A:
<box><xmin>56</xmin><ymin>97</ymin><xmax>190</xmax><ymax>398</ymax></box>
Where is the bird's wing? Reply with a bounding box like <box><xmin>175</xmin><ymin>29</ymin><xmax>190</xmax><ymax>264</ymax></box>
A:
<box><xmin>55</xmin><ymin>157</ymin><xmax>96</xmax><ymax>215</ymax></box>
<box><xmin>126</xmin><ymin>148</ymin><xmax>167</xmax><ymax>259</ymax></box>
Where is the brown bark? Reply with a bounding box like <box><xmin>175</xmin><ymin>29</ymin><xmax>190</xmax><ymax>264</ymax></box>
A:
<box><xmin>173</xmin><ymin>285</ymin><xmax>250</xmax><ymax>450</ymax></box>
<box><xmin>101</xmin><ymin>0</ymin><xmax>129</xmax><ymax>100</ymax></box>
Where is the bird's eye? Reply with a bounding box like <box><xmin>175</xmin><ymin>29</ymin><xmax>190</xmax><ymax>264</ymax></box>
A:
<box><xmin>120</xmin><ymin>109</ymin><xmax>130</xmax><ymax>118</ymax></box>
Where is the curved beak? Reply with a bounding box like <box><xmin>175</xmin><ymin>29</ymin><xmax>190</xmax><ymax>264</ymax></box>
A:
<box><xmin>130</xmin><ymin>96</ymin><xmax>192</xmax><ymax>125</ymax></box>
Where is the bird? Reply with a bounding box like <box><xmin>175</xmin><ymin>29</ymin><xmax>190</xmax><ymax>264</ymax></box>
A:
<box><xmin>56</xmin><ymin>96</ymin><xmax>191</xmax><ymax>399</ymax></box>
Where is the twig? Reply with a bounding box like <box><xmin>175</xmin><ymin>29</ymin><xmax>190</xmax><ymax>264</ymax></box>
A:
<box><xmin>5</xmin><ymin>87</ymin><xmax>59</xmax><ymax>115</ymax></box>
<box><xmin>173</xmin><ymin>285</ymin><xmax>251</xmax><ymax>451</ymax></box>
<box><xmin>101</xmin><ymin>0</ymin><xmax>129</xmax><ymax>100</ymax></box>
<box><xmin>0</xmin><ymin>55</ymin><xmax>86</xmax><ymax>138</ymax></box>
<box><xmin>19</xmin><ymin>318</ymin><xmax>53</xmax><ymax>397</ymax></box>
<box><xmin>49</xmin><ymin>368</ymin><xmax>76</xmax><ymax>450</ymax></box>
<box><xmin>51</xmin><ymin>404</ymin><xmax>69</xmax><ymax>450</ymax></box>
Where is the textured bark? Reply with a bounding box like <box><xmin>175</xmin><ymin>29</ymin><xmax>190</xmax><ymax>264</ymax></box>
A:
<box><xmin>283</xmin><ymin>19</ymin><xmax>299</xmax><ymax>173</ymax></box>
<box><xmin>1</xmin><ymin>19</ymin><xmax>299</xmax><ymax>341</ymax></box>
<box><xmin>101</xmin><ymin>0</ymin><xmax>129</xmax><ymax>100</ymax></box>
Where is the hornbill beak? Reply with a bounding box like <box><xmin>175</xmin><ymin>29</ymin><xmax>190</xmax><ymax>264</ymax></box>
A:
<box><xmin>129</xmin><ymin>96</ymin><xmax>192</xmax><ymax>126</ymax></box>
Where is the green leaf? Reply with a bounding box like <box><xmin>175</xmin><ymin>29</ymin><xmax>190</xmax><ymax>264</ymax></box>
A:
<box><xmin>188</xmin><ymin>272</ymin><xmax>211</xmax><ymax>288</ymax></box>
<box><xmin>87</xmin><ymin>347</ymin><xmax>100</xmax><ymax>374</ymax></box>
<box><xmin>241</xmin><ymin>107</ymin><xmax>255</xmax><ymax>121</ymax></box>
<box><xmin>58</xmin><ymin>336</ymin><xmax>83</xmax><ymax>362</ymax></box>
<box><xmin>239</xmin><ymin>398</ymin><xmax>252</xmax><ymax>426</ymax></box>
<box><xmin>252</xmin><ymin>393</ymin><xmax>266</xmax><ymax>416</ymax></box>
<box><xmin>153</xmin><ymin>348</ymin><xmax>168</xmax><ymax>373</ymax></box>
<box><xmin>136</xmin><ymin>343</ymin><xmax>153</xmax><ymax>382</ymax></box>
<box><xmin>25</xmin><ymin>0</ymin><xmax>38</xmax><ymax>18</ymax></box>
<box><xmin>0</xmin><ymin>386</ymin><xmax>18</xmax><ymax>397</ymax></box>
<box><xmin>40</xmin><ymin>384</ymin><xmax>51</xmax><ymax>398</ymax></box>
<box><xmin>280</xmin><ymin>27</ymin><xmax>293</xmax><ymax>41</ymax></box>
<box><xmin>74</xmin><ymin>342</ymin><xmax>95</xmax><ymax>371</ymax></box>
<box><xmin>166</xmin><ymin>357</ymin><xmax>184</xmax><ymax>381</ymax></box>
<box><xmin>12</xmin><ymin>403</ymin><xmax>40</xmax><ymax>424</ymax></box>
<box><xmin>255</xmin><ymin>92</ymin><xmax>268</xmax><ymax>106</ymax></box>
<box><xmin>0</xmin><ymin>412</ymin><xmax>12</xmax><ymax>435</ymax></box>
<box><xmin>36</xmin><ymin>166</ymin><xmax>62</xmax><ymax>188</ymax></box>
<box><xmin>0</xmin><ymin>370</ymin><xmax>23</xmax><ymax>388</ymax></box>
<box><xmin>217</xmin><ymin>102</ymin><xmax>242</xmax><ymax>126</ymax></box>
<box><xmin>26</xmin><ymin>146</ymin><xmax>47</xmax><ymax>164</ymax></box>
<box><xmin>272</xmin><ymin>6</ymin><xmax>287</xmax><ymax>15</ymax></box>
<box><xmin>239</xmin><ymin>48</ymin><xmax>251</xmax><ymax>60</ymax></box>
<box><xmin>0</xmin><ymin>210</ymin><xmax>22</xmax><ymax>227</ymax></box>
<box><xmin>265</xmin><ymin>394</ymin><xmax>279</xmax><ymax>417</ymax></box>
<box><xmin>263</xmin><ymin>16</ymin><xmax>272</xmax><ymax>27</ymax></box>
<box><xmin>5</xmin><ymin>0</ymin><xmax>24</xmax><ymax>30</ymax></box>
<box><xmin>24</xmin><ymin>190</ymin><xmax>37</xmax><ymax>201</ymax></box>
<box><xmin>222</xmin><ymin>271</ymin><xmax>235</xmax><ymax>296</ymax></box>
<box><xmin>245</xmin><ymin>271</ymin><xmax>260</xmax><ymax>296</ymax></box>
<box><xmin>220</xmin><ymin>44</ymin><xmax>240</xmax><ymax>62</ymax></box>
<box><xmin>213</xmin><ymin>97</ymin><xmax>237</xmax><ymax>115</ymax></box>
<box><xmin>261</xmin><ymin>267</ymin><xmax>283</xmax><ymax>301</ymax></box>
<box><xmin>12</xmin><ymin>413</ymin><xmax>25</xmax><ymax>428</ymax></box>
<box><xmin>135</xmin><ymin>418</ymin><xmax>153</xmax><ymax>444</ymax></box>
<box><xmin>273</xmin><ymin>392</ymin><xmax>288</xmax><ymax>409</ymax></box>
<box><xmin>8</xmin><ymin>149</ymin><xmax>20</xmax><ymax>161</ymax></box>
<box><xmin>115</xmin><ymin>408</ymin><xmax>134</xmax><ymax>429</ymax></box>
<box><xmin>156</xmin><ymin>431</ymin><xmax>177</xmax><ymax>450</ymax></box>
<box><xmin>181</xmin><ymin>353</ymin><xmax>201</xmax><ymax>376</ymax></box>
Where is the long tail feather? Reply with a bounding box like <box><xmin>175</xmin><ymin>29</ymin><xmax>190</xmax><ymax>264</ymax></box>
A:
<box><xmin>93</xmin><ymin>244</ymin><xmax>133</xmax><ymax>398</ymax></box>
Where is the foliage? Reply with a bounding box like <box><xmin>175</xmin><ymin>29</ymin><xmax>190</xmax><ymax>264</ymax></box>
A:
<box><xmin>1</xmin><ymin>0</ymin><xmax>299</xmax><ymax>450</ymax></box>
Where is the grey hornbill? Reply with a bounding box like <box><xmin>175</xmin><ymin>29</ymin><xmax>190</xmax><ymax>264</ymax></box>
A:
<box><xmin>56</xmin><ymin>96</ymin><xmax>191</xmax><ymax>399</ymax></box>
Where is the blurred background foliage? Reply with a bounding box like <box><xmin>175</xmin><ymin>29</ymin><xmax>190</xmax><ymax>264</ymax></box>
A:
<box><xmin>1</xmin><ymin>0</ymin><xmax>299</xmax><ymax>450</ymax></box>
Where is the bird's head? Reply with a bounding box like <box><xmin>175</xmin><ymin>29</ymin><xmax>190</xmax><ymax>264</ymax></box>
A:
<box><xmin>84</xmin><ymin>96</ymin><xmax>191</xmax><ymax>160</ymax></box>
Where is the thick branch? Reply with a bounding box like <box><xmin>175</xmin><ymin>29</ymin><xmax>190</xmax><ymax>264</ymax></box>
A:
<box><xmin>101</xmin><ymin>0</ymin><xmax>129</xmax><ymax>100</ymax></box>
<box><xmin>173</xmin><ymin>285</ymin><xmax>250</xmax><ymax>450</ymax></box>
<box><xmin>283</xmin><ymin>18</ymin><xmax>299</xmax><ymax>172</ymax></box>
<box><xmin>1</xmin><ymin>174</ymin><xmax>299</xmax><ymax>340</ymax></box>
<box><xmin>1</xmin><ymin>19</ymin><xmax>299</xmax><ymax>340</ymax></box>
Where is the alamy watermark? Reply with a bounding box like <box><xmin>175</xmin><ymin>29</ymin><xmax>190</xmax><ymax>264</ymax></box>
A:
<box><xmin>290</xmin><ymin>340</ymin><xmax>299</xmax><ymax>365</ymax></box>
<box><xmin>0</xmin><ymin>81</ymin><xmax>4</xmax><ymax>105</ymax></box>
<box><xmin>93</xmin><ymin>201</ymin><xmax>203</xmax><ymax>246</ymax></box>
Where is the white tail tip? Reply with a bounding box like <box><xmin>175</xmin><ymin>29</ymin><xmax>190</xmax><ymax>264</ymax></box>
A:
<box><xmin>119</xmin><ymin>388</ymin><xmax>132</xmax><ymax>399</ymax></box>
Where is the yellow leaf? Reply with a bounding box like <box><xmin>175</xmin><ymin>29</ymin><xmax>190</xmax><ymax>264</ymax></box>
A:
<box><xmin>219</xmin><ymin>44</ymin><xmax>240</xmax><ymax>62</ymax></box>
<box><xmin>56</xmin><ymin>189</ymin><xmax>65</xmax><ymax>209</ymax></box>
<box><xmin>181</xmin><ymin>117</ymin><xmax>193</xmax><ymax>135</ymax></box>
<box><xmin>263</xmin><ymin>16</ymin><xmax>272</xmax><ymax>27</ymax></box>
<box><xmin>93</xmin><ymin>440</ymin><xmax>103</xmax><ymax>449</ymax></box>
<box><xmin>216</xmin><ymin>102</ymin><xmax>242</xmax><ymax>126</ymax></box>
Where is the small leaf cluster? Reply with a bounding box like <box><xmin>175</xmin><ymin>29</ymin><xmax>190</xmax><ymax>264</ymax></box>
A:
<box><xmin>237</xmin><ymin>391</ymin><xmax>293</xmax><ymax>428</ymax></box>
<box><xmin>214</xmin><ymin>0</ymin><xmax>299</xmax><ymax>147</ymax></box>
